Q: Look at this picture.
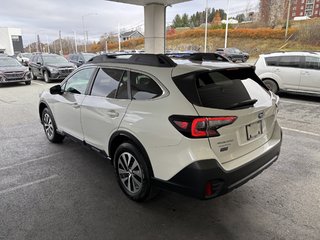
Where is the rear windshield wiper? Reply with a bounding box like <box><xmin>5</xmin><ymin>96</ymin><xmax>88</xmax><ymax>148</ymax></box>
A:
<box><xmin>226</xmin><ymin>99</ymin><xmax>258</xmax><ymax>109</ymax></box>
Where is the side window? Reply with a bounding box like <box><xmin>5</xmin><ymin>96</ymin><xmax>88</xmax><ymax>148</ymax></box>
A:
<box><xmin>265</xmin><ymin>56</ymin><xmax>279</xmax><ymax>66</ymax></box>
<box><xmin>64</xmin><ymin>68</ymin><xmax>95</xmax><ymax>94</ymax></box>
<box><xmin>130</xmin><ymin>72</ymin><xmax>163</xmax><ymax>100</ymax></box>
<box><xmin>278</xmin><ymin>56</ymin><xmax>301</xmax><ymax>68</ymax></box>
<box><xmin>305</xmin><ymin>56</ymin><xmax>320</xmax><ymax>70</ymax></box>
<box><xmin>91</xmin><ymin>68</ymin><xmax>125</xmax><ymax>98</ymax></box>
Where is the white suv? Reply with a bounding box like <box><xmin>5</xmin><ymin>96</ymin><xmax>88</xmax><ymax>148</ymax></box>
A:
<box><xmin>255</xmin><ymin>52</ymin><xmax>320</xmax><ymax>95</ymax></box>
<box><xmin>39</xmin><ymin>54</ymin><xmax>282</xmax><ymax>201</ymax></box>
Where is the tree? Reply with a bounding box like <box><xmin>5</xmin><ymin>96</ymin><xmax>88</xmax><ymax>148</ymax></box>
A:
<box><xmin>181</xmin><ymin>13</ymin><xmax>189</xmax><ymax>27</ymax></box>
<box><xmin>236</xmin><ymin>13</ymin><xmax>246</xmax><ymax>23</ymax></box>
<box><xmin>172</xmin><ymin>14</ymin><xmax>183</xmax><ymax>28</ymax></box>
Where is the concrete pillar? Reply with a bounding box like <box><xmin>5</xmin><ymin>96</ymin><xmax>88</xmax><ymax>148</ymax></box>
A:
<box><xmin>144</xmin><ymin>4</ymin><xmax>166</xmax><ymax>54</ymax></box>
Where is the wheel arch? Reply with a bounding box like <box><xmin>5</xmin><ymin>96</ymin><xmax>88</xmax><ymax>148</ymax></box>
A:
<box><xmin>108</xmin><ymin>130</ymin><xmax>154</xmax><ymax>177</ymax></box>
<box><xmin>39</xmin><ymin>101</ymin><xmax>51</xmax><ymax>124</ymax></box>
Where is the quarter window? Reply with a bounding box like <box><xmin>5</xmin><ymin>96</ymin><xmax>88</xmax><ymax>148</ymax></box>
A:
<box><xmin>64</xmin><ymin>68</ymin><xmax>95</xmax><ymax>94</ymax></box>
<box><xmin>91</xmin><ymin>68</ymin><xmax>125</xmax><ymax>98</ymax></box>
<box><xmin>130</xmin><ymin>72</ymin><xmax>163</xmax><ymax>100</ymax></box>
<box><xmin>305</xmin><ymin>56</ymin><xmax>320</xmax><ymax>70</ymax></box>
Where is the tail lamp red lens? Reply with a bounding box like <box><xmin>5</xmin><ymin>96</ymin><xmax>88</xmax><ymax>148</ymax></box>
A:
<box><xmin>169</xmin><ymin>115</ymin><xmax>237</xmax><ymax>138</ymax></box>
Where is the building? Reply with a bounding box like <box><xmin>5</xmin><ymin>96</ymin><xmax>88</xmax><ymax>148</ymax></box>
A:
<box><xmin>290</xmin><ymin>0</ymin><xmax>320</xmax><ymax>18</ymax></box>
<box><xmin>120</xmin><ymin>30</ymin><xmax>143</xmax><ymax>42</ymax></box>
<box><xmin>0</xmin><ymin>27</ymin><xmax>23</xmax><ymax>56</ymax></box>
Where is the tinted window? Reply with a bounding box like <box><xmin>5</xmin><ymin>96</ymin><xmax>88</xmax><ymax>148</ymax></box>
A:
<box><xmin>91</xmin><ymin>68</ymin><xmax>124</xmax><ymax>98</ymax></box>
<box><xmin>64</xmin><ymin>68</ymin><xmax>95</xmax><ymax>94</ymax></box>
<box><xmin>265</xmin><ymin>56</ymin><xmax>279</xmax><ymax>66</ymax></box>
<box><xmin>130</xmin><ymin>72</ymin><xmax>163</xmax><ymax>100</ymax></box>
<box><xmin>305</xmin><ymin>56</ymin><xmax>320</xmax><ymax>70</ymax></box>
<box><xmin>173</xmin><ymin>69</ymin><xmax>270</xmax><ymax>110</ymax></box>
<box><xmin>278</xmin><ymin>56</ymin><xmax>301</xmax><ymax>68</ymax></box>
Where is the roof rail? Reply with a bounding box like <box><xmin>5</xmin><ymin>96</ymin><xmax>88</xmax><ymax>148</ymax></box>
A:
<box><xmin>87</xmin><ymin>53</ymin><xmax>177</xmax><ymax>68</ymax></box>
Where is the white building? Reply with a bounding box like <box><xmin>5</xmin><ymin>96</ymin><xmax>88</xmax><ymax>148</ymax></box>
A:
<box><xmin>0</xmin><ymin>27</ymin><xmax>23</xmax><ymax>56</ymax></box>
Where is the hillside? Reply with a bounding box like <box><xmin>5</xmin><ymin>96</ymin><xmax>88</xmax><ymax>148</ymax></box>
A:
<box><xmin>105</xmin><ymin>20</ymin><xmax>320</xmax><ymax>57</ymax></box>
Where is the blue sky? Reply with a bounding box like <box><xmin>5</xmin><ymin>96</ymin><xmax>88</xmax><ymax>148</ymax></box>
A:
<box><xmin>0</xmin><ymin>0</ymin><xmax>259</xmax><ymax>44</ymax></box>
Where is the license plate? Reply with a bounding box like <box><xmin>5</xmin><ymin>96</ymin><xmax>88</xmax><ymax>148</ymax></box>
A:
<box><xmin>246</xmin><ymin>120</ymin><xmax>263</xmax><ymax>140</ymax></box>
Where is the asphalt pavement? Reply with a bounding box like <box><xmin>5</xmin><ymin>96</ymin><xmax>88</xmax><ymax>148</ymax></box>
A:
<box><xmin>0</xmin><ymin>80</ymin><xmax>319</xmax><ymax>240</ymax></box>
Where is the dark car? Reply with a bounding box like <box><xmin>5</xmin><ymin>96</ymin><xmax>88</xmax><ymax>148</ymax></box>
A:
<box><xmin>29</xmin><ymin>53</ymin><xmax>76</xmax><ymax>83</ymax></box>
<box><xmin>0</xmin><ymin>57</ymin><xmax>31</xmax><ymax>85</ymax></box>
<box><xmin>167</xmin><ymin>52</ymin><xmax>231</xmax><ymax>62</ymax></box>
<box><xmin>215</xmin><ymin>48</ymin><xmax>249</xmax><ymax>62</ymax></box>
<box><xmin>68</xmin><ymin>52</ymin><xmax>97</xmax><ymax>67</ymax></box>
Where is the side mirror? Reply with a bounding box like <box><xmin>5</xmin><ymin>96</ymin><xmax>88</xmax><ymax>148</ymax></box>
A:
<box><xmin>78</xmin><ymin>60</ymin><xmax>84</xmax><ymax>64</ymax></box>
<box><xmin>50</xmin><ymin>85</ymin><xmax>63</xmax><ymax>95</ymax></box>
<box><xmin>37</xmin><ymin>61</ymin><xmax>42</xmax><ymax>65</ymax></box>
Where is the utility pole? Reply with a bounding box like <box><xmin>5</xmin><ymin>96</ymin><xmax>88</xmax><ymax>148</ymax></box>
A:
<box><xmin>118</xmin><ymin>24</ymin><xmax>121</xmax><ymax>52</ymax></box>
<box><xmin>46</xmin><ymin>35</ymin><xmax>50</xmax><ymax>53</ymax></box>
<box><xmin>204</xmin><ymin>0</ymin><xmax>208</xmax><ymax>53</ymax></box>
<box><xmin>59</xmin><ymin>30</ymin><xmax>63</xmax><ymax>55</ymax></box>
<box><xmin>73</xmin><ymin>31</ymin><xmax>78</xmax><ymax>53</ymax></box>
<box><xmin>285</xmin><ymin>0</ymin><xmax>291</xmax><ymax>39</ymax></box>
<box><xmin>224</xmin><ymin>0</ymin><xmax>231</xmax><ymax>48</ymax></box>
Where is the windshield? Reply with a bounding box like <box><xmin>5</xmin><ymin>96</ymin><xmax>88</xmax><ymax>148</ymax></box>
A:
<box><xmin>22</xmin><ymin>53</ymin><xmax>32</xmax><ymax>58</ymax></box>
<box><xmin>82</xmin><ymin>53</ymin><xmax>96</xmax><ymax>61</ymax></box>
<box><xmin>0</xmin><ymin>58</ymin><xmax>22</xmax><ymax>67</ymax></box>
<box><xmin>43</xmin><ymin>55</ymin><xmax>68</xmax><ymax>64</ymax></box>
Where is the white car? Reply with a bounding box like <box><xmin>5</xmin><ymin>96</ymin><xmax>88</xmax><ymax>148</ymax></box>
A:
<box><xmin>39</xmin><ymin>54</ymin><xmax>282</xmax><ymax>201</ymax></box>
<box><xmin>255</xmin><ymin>52</ymin><xmax>320</xmax><ymax>95</ymax></box>
<box><xmin>16</xmin><ymin>52</ymin><xmax>32</xmax><ymax>66</ymax></box>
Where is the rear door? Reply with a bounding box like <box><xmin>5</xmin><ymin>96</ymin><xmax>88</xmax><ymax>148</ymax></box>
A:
<box><xmin>299</xmin><ymin>56</ymin><xmax>320</xmax><ymax>93</ymax></box>
<box><xmin>179</xmin><ymin>69</ymin><xmax>277</xmax><ymax>164</ymax></box>
<box><xmin>81</xmin><ymin>68</ymin><xmax>131</xmax><ymax>150</ymax></box>
<box><xmin>274</xmin><ymin>56</ymin><xmax>302</xmax><ymax>90</ymax></box>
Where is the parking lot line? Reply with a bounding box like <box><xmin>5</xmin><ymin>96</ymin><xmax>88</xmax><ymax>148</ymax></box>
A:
<box><xmin>281</xmin><ymin>100</ymin><xmax>319</xmax><ymax>108</ymax></box>
<box><xmin>0</xmin><ymin>152</ymin><xmax>65</xmax><ymax>171</ymax></box>
<box><xmin>32</xmin><ymin>81</ymin><xmax>45</xmax><ymax>86</ymax></box>
<box><xmin>0</xmin><ymin>174</ymin><xmax>58</xmax><ymax>195</ymax></box>
<box><xmin>282</xmin><ymin>127</ymin><xmax>320</xmax><ymax>137</ymax></box>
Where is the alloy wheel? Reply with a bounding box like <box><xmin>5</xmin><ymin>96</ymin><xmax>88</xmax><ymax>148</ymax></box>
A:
<box><xmin>43</xmin><ymin>113</ymin><xmax>54</xmax><ymax>139</ymax></box>
<box><xmin>117</xmin><ymin>152</ymin><xmax>143</xmax><ymax>194</ymax></box>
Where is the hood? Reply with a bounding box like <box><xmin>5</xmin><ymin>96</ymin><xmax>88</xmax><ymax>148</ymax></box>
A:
<box><xmin>46</xmin><ymin>63</ymin><xmax>75</xmax><ymax>68</ymax></box>
<box><xmin>0</xmin><ymin>66</ymin><xmax>28</xmax><ymax>72</ymax></box>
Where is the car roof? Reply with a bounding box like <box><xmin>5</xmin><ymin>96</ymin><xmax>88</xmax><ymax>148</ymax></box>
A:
<box><xmin>260</xmin><ymin>51</ymin><xmax>320</xmax><ymax>57</ymax></box>
<box><xmin>85</xmin><ymin>54</ymin><xmax>254</xmax><ymax>79</ymax></box>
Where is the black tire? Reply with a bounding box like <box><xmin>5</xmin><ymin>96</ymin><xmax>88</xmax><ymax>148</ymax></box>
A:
<box><xmin>242</xmin><ymin>57</ymin><xmax>248</xmax><ymax>63</ymax></box>
<box><xmin>263</xmin><ymin>79</ymin><xmax>279</xmax><ymax>94</ymax></box>
<box><xmin>41</xmin><ymin>108</ymin><xmax>64</xmax><ymax>143</ymax></box>
<box><xmin>30</xmin><ymin>70</ymin><xmax>37</xmax><ymax>80</ymax></box>
<box><xmin>114</xmin><ymin>142</ymin><xmax>156</xmax><ymax>202</ymax></box>
<box><xmin>25</xmin><ymin>81</ymin><xmax>31</xmax><ymax>85</ymax></box>
<box><xmin>44</xmin><ymin>71</ymin><xmax>51</xmax><ymax>83</ymax></box>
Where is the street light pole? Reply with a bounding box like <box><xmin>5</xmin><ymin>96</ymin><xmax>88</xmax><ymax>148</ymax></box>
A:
<box><xmin>204</xmin><ymin>0</ymin><xmax>208</xmax><ymax>53</ymax></box>
<box><xmin>82</xmin><ymin>13</ymin><xmax>98</xmax><ymax>53</ymax></box>
<box><xmin>285</xmin><ymin>0</ymin><xmax>292</xmax><ymax>39</ymax></box>
<box><xmin>224</xmin><ymin>0</ymin><xmax>231</xmax><ymax>48</ymax></box>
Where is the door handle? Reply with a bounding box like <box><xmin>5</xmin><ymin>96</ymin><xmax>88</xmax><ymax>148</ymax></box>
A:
<box><xmin>107</xmin><ymin>110</ymin><xmax>119</xmax><ymax>118</ymax></box>
<box><xmin>72</xmin><ymin>103</ymin><xmax>80</xmax><ymax>109</ymax></box>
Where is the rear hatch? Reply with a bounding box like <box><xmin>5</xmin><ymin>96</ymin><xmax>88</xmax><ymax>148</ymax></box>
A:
<box><xmin>173</xmin><ymin>66</ymin><xmax>278</xmax><ymax>164</ymax></box>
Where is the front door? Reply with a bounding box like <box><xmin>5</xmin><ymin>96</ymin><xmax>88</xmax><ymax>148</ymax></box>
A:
<box><xmin>53</xmin><ymin>67</ymin><xmax>96</xmax><ymax>140</ymax></box>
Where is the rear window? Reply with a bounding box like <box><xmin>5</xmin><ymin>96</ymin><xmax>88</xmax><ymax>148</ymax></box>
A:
<box><xmin>265</xmin><ymin>56</ymin><xmax>279</xmax><ymax>66</ymax></box>
<box><xmin>173</xmin><ymin>68</ymin><xmax>271</xmax><ymax>110</ymax></box>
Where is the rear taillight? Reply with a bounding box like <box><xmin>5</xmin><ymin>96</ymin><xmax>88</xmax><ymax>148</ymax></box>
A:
<box><xmin>169</xmin><ymin>115</ymin><xmax>237</xmax><ymax>138</ymax></box>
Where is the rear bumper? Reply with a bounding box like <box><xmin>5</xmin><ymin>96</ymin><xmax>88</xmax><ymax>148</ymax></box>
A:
<box><xmin>153</xmin><ymin>134</ymin><xmax>282</xmax><ymax>200</ymax></box>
